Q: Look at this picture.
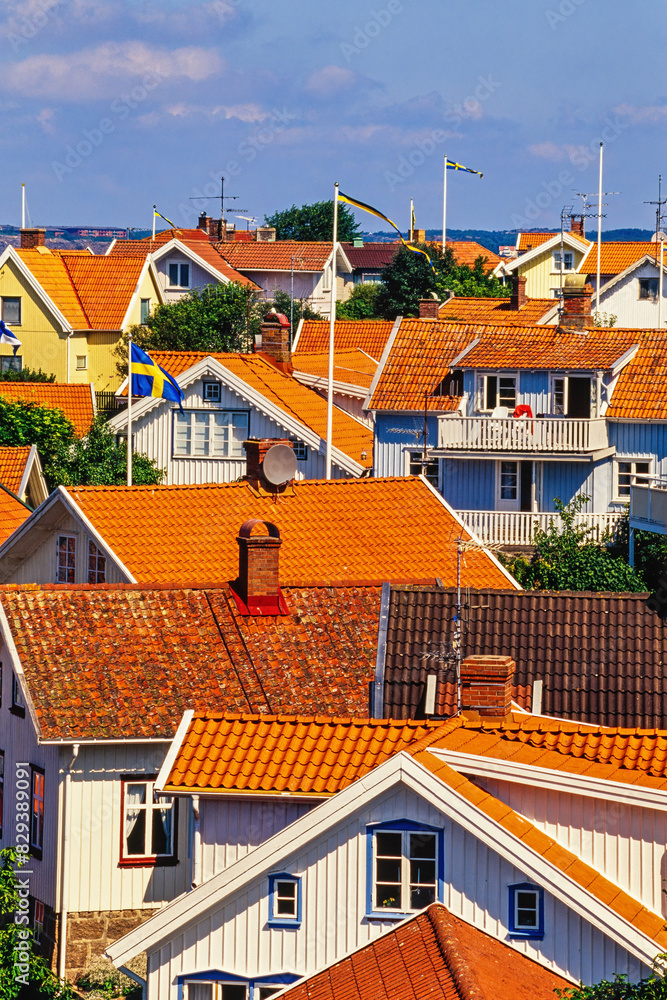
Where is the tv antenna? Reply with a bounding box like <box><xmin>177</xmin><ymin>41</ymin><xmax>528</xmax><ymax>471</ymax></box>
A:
<box><xmin>236</xmin><ymin>215</ymin><xmax>258</xmax><ymax>230</ymax></box>
<box><xmin>572</xmin><ymin>189</ymin><xmax>619</xmax><ymax>238</ymax></box>
<box><xmin>644</xmin><ymin>174</ymin><xmax>667</xmax><ymax>243</ymax></box>
<box><xmin>189</xmin><ymin>175</ymin><xmax>246</xmax><ymax>221</ymax></box>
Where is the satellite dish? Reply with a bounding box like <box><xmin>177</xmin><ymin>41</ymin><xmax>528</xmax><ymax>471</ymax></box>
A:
<box><xmin>262</xmin><ymin>444</ymin><xmax>298</xmax><ymax>486</ymax></box>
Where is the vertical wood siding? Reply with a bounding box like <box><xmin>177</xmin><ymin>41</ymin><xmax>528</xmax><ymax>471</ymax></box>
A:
<box><xmin>600</xmin><ymin>263</ymin><xmax>667</xmax><ymax>328</ymax></box>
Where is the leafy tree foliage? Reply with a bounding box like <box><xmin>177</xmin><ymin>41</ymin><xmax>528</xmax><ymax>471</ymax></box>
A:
<box><xmin>375</xmin><ymin>244</ymin><xmax>508</xmax><ymax>319</ymax></box>
<box><xmin>0</xmin><ymin>401</ymin><xmax>163</xmax><ymax>491</ymax></box>
<box><xmin>336</xmin><ymin>283</ymin><xmax>380</xmax><ymax>320</ymax></box>
<box><xmin>555</xmin><ymin>967</ymin><xmax>667</xmax><ymax>1000</ymax></box>
<box><xmin>503</xmin><ymin>494</ymin><xmax>646</xmax><ymax>593</ymax></box>
<box><xmin>0</xmin><ymin>847</ymin><xmax>73</xmax><ymax>999</ymax></box>
<box><xmin>264</xmin><ymin>201</ymin><xmax>361</xmax><ymax>242</ymax></box>
<box><xmin>0</xmin><ymin>367</ymin><xmax>56</xmax><ymax>383</ymax></box>
<box><xmin>260</xmin><ymin>289</ymin><xmax>323</xmax><ymax>333</ymax></box>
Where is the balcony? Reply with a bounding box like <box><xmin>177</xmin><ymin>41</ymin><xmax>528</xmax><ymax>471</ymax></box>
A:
<box><xmin>458</xmin><ymin>510</ymin><xmax>624</xmax><ymax>547</ymax></box>
<box><xmin>437</xmin><ymin>415</ymin><xmax>611</xmax><ymax>458</ymax></box>
<box><xmin>630</xmin><ymin>479</ymin><xmax>667</xmax><ymax>536</ymax></box>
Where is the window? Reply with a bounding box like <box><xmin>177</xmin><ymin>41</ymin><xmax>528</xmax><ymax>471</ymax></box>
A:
<box><xmin>186</xmin><ymin>985</ymin><xmax>246</xmax><ymax>1000</ymax></box>
<box><xmin>0</xmin><ymin>356</ymin><xmax>21</xmax><ymax>373</ymax></box>
<box><xmin>499</xmin><ymin>461</ymin><xmax>519</xmax><ymax>501</ymax></box>
<box><xmin>268</xmin><ymin>874</ymin><xmax>301</xmax><ymax>926</ymax></box>
<box><xmin>639</xmin><ymin>277</ymin><xmax>659</xmax><ymax>301</ymax></box>
<box><xmin>0</xmin><ymin>751</ymin><xmax>4</xmax><ymax>839</ymax></box>
<box><xmin>369</xmin><ymin>824</ymin><xmax>440</xmax><ymax>916</ymax></box>
<box><xmin>31</xmin><ymin>766</ymin><xmax>44</xmax><ymax>858</ymax></box>
<box><xmin>75</xmin><ymin>355</ymin><xmax>87</xmax><ymax>370</ymax></box>
<box><xmin>257</xmin><ymin>990</ymin><xmax>282</xmax><ymax>999</ymax></box>
<box><xmin>2</xmin><ymin>297</ymin><xmax>21</xmax><ymax>325</ymax></box>
<box><xmin>434</xmin><ymin>369</ymin><xmax>463</xmax><ymax>398</ymax></box>
<box><xmin>361</xmin><ymin>272</ymin><xmax>382</xmax><ymax>284</ymax></box>
<box><xmin>409</xmin><ymin>452</ymin><xmax>439</xmax><ymax>489</ymax></box>
<box><xmin>168</xmin><ymin>262</ymin><xmax>190</xmax><ymax>288</ymax></box>
<box><xmin>140</xmin><ymin>298</ymin><xmax>151</xmax><ymax>324</ymax></box>
<box><xmin>174</xmin><ymin>410</ymin><xmax>249</xmax><ymax>458</ymax></box>
<box><xmin>11</xmin><ymin>672</ymin><xmax>25</xmax><ymax>717</ymax></box>
<box><xmin>478</xmin><ymin>374</ymin><xmax>517</xmax><ymax>411</ymax></box>
<box><xmin>87</xmin><ymin>540</ymin><xmax>106</xmax><ymax>584</ymax></box>
<box><xmin>56</xmin><ymin>535</ymin><xmax>76</xmax><ymax>583</ymax></box>
<box><xmin>616</xmin><ymin>459</ymin><xmax>651</xmax><ymax>499</ymax></box>
<box><xmin>508</xmin><ymin>883</ymin><xmax>544</xmax><ymax>939</ymax></box>
<box><xmin>553</xmin><ymin>251</ymin><xmax>574</xmax><ymax>272</ymax></box>
<box><xmin>203</xmin><ymin>381</ymin><xmax>222</xmax><ymax>403</ymax></box>
<box><xmin>33</xmin><ymin>900</ymin><xmax>44</xmax><ymax>943</ymax></box>
<box><xmin>322</xmin><ymin>263</ymin><xmax>332</xmax><ymax>291</ymax></box>
<box><xmin>121</xmin><ymin>777</ymin><xmax>176</xmax><ymax>865</ymax></box>
<box><xmin>290</xmin><ymin>440</ymin><xmax>308</xmax><ymax>461</ymax></box>
<box><xmin>184</xmin><ymin>978</ymin><xmax>296</xmax><ymax>999</ymax></box>
<box><xmin>552</xmin><ymin>376</ymin><xmax>567</xmax><ymax>415</ymax></box>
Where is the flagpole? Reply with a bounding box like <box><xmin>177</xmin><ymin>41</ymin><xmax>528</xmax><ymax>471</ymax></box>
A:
<box><xmin>152</xmin><ymin>204</ymin><xmax>156</xmax><ymax>241</ymax></box>
<box><xmin>410</xmin><ymin>197</ymin><xmax>414</xmax><ymax>243</ymax></box>
<box><xmin>595</xmin><ymin>142</ymin><xmax>603</xmax><ymax>316</ymax></box>
<box><xmin>442</xmin><ymin>157</ymin><xmax>447</xmax><ymax>249</ymax></box>
<box><xmin>21</xmin><ymin>184</ymin><xmax>25</xmax><ymax>229</ymax></box>
<box><xmin>127</xmin><ymin>335</ymin><xmax>133</xmax><ymax>487</ymax></box>
<box><xmin>659</xmin><ymin>239</ymin><xmax>664</xmax><ymax>332</ymax></box>
<box><xmin>325</xmin><ymin>182</ymin><xmax>339</xmax><ymax>480</ymax></box>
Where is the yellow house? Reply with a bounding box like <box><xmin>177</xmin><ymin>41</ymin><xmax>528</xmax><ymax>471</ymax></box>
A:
<box><xmin>0</xmin><ymin>232</ymin><xmax>164</xmax><ymax>390</ymax></box>
<box><xmin>499</xmin><ymin>230</ymin><xmax>591</xmax><ymax>299</ymax></box>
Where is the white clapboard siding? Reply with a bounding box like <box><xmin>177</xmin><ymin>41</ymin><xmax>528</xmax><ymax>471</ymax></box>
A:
<box><xmin>154</xmin><ymin>254</ymin><xmax>231</xmax><ymax>304</ymax></box>
<box><xmin>481</xmin><ymin>777</ymin><xmax>667</xmax><ymax>917</ymax></box>
<box><xmin>64</xmin><ymin>743</ymin><xmax>190</xmax><ymax>914</ymax></box>
<box><xmin>146</xmin><ymin>784</ymin><xmax>645</xmax><ymax>1000</ymax></box>
<box><xmin>599</xmin><ymin>264</ymin><xmax>667</xmax><ymax>329</ymax></box>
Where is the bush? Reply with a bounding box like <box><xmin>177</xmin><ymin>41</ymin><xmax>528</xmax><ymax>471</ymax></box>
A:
<box><xmin>76</xmin><ymin>956</ymin><xmax>144</xmax><ymax>1000</ymax></box>
<box><xmin>0</xmin><ymin>367</ymin><xmax>56</xmax><ymax>383</ymax></box>
<box><xmin>337</xmin><ymin>283</ymin><xmax>380</xmax><ymax>319</ymax></box>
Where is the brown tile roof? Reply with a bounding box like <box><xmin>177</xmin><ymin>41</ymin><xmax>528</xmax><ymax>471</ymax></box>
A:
<box><xmin>295</xmin><ymin>320</ymin><xmax>394</xmax><ymax>359</ymax></box>
<box><xmin>146</xmin><ymin>350</ymin><xmax>373</xmax><ymax>468</ymax></box>
<box><xmin>66</xmin><ymin>477</ymin><xmax>515</xmax><ymax>589</ymax></box>
<box><xmin>607</xmin><ymin>332</ymin><xmax>667</xmax><ymax>419</ymax></box>
<box><xmin>0</xmin><ymin>489</ymin><xmax>30</xmax><ymax>545</ymax></box>
<box><xmin>0</xmin><ymin>383</ymin><xmax>94</xmax><ymax>437</ymax></box>
<box><xmin>0</xmin><ymin>446</ymin><xmax>31</xmax><ymax>494</ymax></box>
<box><xmin>413</xmin><ymin>751</ymin><xmax>667</xmax><ymax>952</ymax></box>
<box><xmin>367</xmin><ymin>319</ymin><xmax>473</xmax><ymax>411</ymax></box>
<box><xmin>162</xmin><ymin>714</ymin><xmax>444</xmax><ymax>794</ymax></box>
<box><xmin>438</xmin><ymin>296</ymin><xmax>556</xmax><ymax>325</ymax></box>
<box><xmin>445</xmin><ymin>240</ymin><xmax>502</xmax><ymax>270</ymax></box>
<box><xmin>340</xmin><ymin>242</ymin><xmax>398</xmax><ymax>270</ymax></box>
<box><xmin>0</xmin><ymin>584</ymin><xmax>382</xmax><ymax>740</ymax></box>
<box><xmin>382</xmin><ymin>587</ymin><xmax>667</xmax><ymax>728</ymax></box>
<box><xmin>218</xmin><ymin>241</ymin><xmax>334</xmax><ymax>272</ymax></box>
<box><xmin>280</xmin><ymin>903</ymin><xmax>572</xmax><ymax>1000</ymax></box>
<box><xmin>292</xmin><ymin>350</ymin><xmax>378</xmax><ymax>389</ymax></box>
<box><xmin>579</xmin><ymin>242</ymin><xmax>659</xmax><ymax>276</ymax></box>
<box><xmin>458</xmin><ymin>325</ymin><xmax>639</xmax><ymax>370</ymax></box>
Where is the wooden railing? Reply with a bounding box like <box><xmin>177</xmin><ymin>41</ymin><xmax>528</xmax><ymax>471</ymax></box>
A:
<box><xmin>630</xmin><ymin>479</ymin><xmax>667</xmax><ymax>533</ymax></box>
<box><xmin>438</xmin><ymin>416</ymin><xmax>608</xmax><ymax>452</ymax></box>
<box><xmin>458</xmin><ymin>510</ymin><xmax>624</xmax><ymax>546</ymax></box>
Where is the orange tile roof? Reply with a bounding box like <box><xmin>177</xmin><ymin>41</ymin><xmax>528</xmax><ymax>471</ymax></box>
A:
<box><xmin>292</xmin><ymin>350</ymin><xmax>378</xmax><ymax>389</ymax></box>
<box><xmin>162</xmin><ymin>714</ymin><xmax>444</xmax><ymax>794</ymax></box>
<box><xmin>413</xmin><ymin>750</ymin><xmax>667</xmax><ymax>951</ymax></box>
<box><xmin>438</xmin><ymin>296</ymin><xmax>556</xmax><ymax>326</ymax></box>
<box><xmin>66</xmin><ymin>477</ymin><xmax>516</xmax><ymax>589</ymax></box>
<box><xmin>147</xmin><ymin>350</ymin><xmax>373</xmax><ymax>467</ymax></box>
<box><xmin>281</xmin><ymin>903</ymin><xmax>572</xmax><ymax>1000</ymax></box>
<box><xmin>0</xmin><ymin>489</ymin><xmax>30</xmax><ymax>545</ymax></box>
<box><xmin>368</xmin><ymin>319</ymin><xmax>473</xmax><ymax>411</ymax></box>
<box><xmin>111</xmin><ymin>227</ymin><xmax>211</xmax><ymax>249</ymax></box>
<box><xmin>15</xmin><ymin>249</ymin><xmax>89</xmax><ymax>328</ymax></box>
<box><xmin>0</xmin><ymin>446</ymin><xmax>31</xmax><ymax>494</ymax></box>
<box><xmin>516</xmin><ymin>232</ymin><xmax>557</xmax><ymax>252</ymax></box>
<box><xmin>458</xmin><ymin>324</ymin><xmax>639</xmax><ymax>370</ymax></box>
<box><xmin>295</xmin><ymin>320</ymin><xmax>394</xmax><ymax>359</ymax></box>
<box><xmin>609</xmin><ymin>332</ymin><xmax>667</xmax><ymax>419</ymax></box>
<box><xmin>579</xmin><ymin>242</ymin><xmax>659</xmax><ymax>275</ymax></box>
<box><xmin>217</xmin><ymin>240</ymin><xmax>334</xmax><ymax>272</ymax></box>
<box><xmin>445</xmin><ymin>240</ymin><xmax>502</xmax><ymax>270</ymax></box>
<box><xmin>0</xmin><ymin>383</ymin><xmax>94</xmax><ymax>436</ymax></box>
<box><xmin>108</xmin><ymin>236</ymin><xmax>258</xmax><ymax>288</ymax></box>
<box><xmin>429</xmin><ymin>716</ymin><xmax>667</xmax><ymax>792</ymax></box>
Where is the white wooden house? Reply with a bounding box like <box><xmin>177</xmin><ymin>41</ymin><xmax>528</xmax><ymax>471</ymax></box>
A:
<box><xmin>594</xmin><ymin>253</ymin><xmax>667</xmax><ymax>328</ymax></box>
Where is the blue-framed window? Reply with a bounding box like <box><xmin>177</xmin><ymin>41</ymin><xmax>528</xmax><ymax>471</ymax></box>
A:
<box><xmin>508</xmin><ymin>882</ymin><xmax>544</xmax><ymax>939</ymax></box>
<box><xmin>366</xmin><ymin>819</ymin><xmax>444</xmax><ymax>920</ymax></box>
<box><xmin>180</xmin><ymin>971</ymin><xmax>298</xmax><ymax>1000</ymax></box>
<box><xmin>268</xmin><ymin>872</ymin><xmax>301</xmax><ymax>927</ymax></box>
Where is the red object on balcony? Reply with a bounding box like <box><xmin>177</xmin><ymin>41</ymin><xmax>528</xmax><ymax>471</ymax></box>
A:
<box><xmin>513</xmin><ymin>404</ymin><xmax>533</xmax><ymax>419</ymax></box>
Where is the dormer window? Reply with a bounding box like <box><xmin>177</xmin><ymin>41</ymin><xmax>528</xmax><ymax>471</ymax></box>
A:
<box><xmin>553</xmin><ymin>251</ymin><xmax>574</xmax><ymax>272</ymax></box>
<box><xmin>203</xmin><ymin>381</ymin><xmax>222</xmax><ymax>403</ymax></box>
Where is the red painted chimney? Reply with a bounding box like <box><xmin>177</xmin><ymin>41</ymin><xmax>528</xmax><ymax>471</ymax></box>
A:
<box><xmin>231</xmin><ymin>519</ymin><xmax>288</xmax><ymax>616</ymax></box>
<box><xmin>460</xmin><ymin>655</ymin><xmax>515</xmax><ymax>717</ymax></box>
<box><xmin>20</xmin><ymin>228</ymin><xmax>46</xmax><ymax>249</ymax></box>
<box><xmin>570</xmin><ymin>215</ymin><xmax>585</xmax><ymax>238</ymax></box>
<box><xmin>510</xmin><ymin>274</ymin><xmax>527</xmax><ymax>310</ymax></box>
<box><xmin>419</xmin><ymin>299</ymin><xmax>440</xmax><ymax>319</ymax></box>
<box><xmin>256</xmin><ymin>310</ymin><xmax>293</xmax><ymax>373</ymax></box>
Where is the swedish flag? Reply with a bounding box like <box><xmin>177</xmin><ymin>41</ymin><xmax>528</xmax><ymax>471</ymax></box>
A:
<box><xmin>130</xmin><ymin>343</ymin><xmax>184</xmax><ymax>412</ymax></box>
<box><xmin>338</xmin><ymin>192</ymin><xmax>435</xmax><ymax>271</ymax></box>
<box><xmin>446</xmin><ymin>159</ymin><xmax>483</xmax><ymax>177</ymax></box>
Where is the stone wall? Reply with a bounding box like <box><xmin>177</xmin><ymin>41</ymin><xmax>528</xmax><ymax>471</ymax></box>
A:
<box><xmin>65</xmin><ymin>908</ymin><xmax>156</xmax><ymax>980</ymax></box>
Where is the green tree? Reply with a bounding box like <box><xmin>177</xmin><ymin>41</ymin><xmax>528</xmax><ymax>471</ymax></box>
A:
<box><xmin>0</xmin><ymin>847</ymin><xmax>73</xmax><ymax>999</ymax></box>
<box><xmin>258</xmin><ymin>289</ymin><xmax>323</xmax><ymax>334</ymax></box>
<box><xmin>555</xmin><ymin>965</ymin><xmax>667</xmax><ymax>1000</ymax></box>
<box><xmin>0</xmin><ymin>367</ymin><xmax>56</xmax><ymax>383</ymax></box>
<box><xmin>336</xmin><ymin>283</ymin><xmax>380</xmax><ymax>319</ymax></box>
<box><xmin>503</xmin><ymin>494</ymin><xmax>646</xmax><ymax>593</ymax></box>
<box><xmin>264</xmin><ymin>201</ymin><xmax>361</xmax><ymax>242</ymax></box>
<box><xmin>375</xmin><ymin>244</ymin><xmax>509</xmax><ymax>319</ymax></box>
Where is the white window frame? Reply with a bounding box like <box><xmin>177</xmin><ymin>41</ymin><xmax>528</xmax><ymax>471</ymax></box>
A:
<box><xmin>1</xmin><ymin>297</ymin><xmax>21</xmax><ymax>325</ymax></box>
<box><xmin>372</xmin><ymin>828</ymin><xmax>438</xmax><ymax>914</ymax></box>
<box><xmin>476</xmin><ymin>373</ymin><xmax>518</xmax><ymax>413</ymax></box>
<box><xmin>140</xmin><ymin>298</ymin><xmax>151</xmax><ymax>324</ymax></box>
<box><xmin>173</xmin><ymin>409</ymin><xmax>249</xmax><ymax>459</ymax></box>
<box><xmin>75</xmin><ymin>355</ymin><xmax>88</xmax><ymax>370</ymax></box>
<box><xmin>203</xmin><ymin>381</ymin><xmax>222</xmax><ymax>403</ymax></box>
<box><xmin>87</xmin><ymin>539</ymin><xmax>106</xmax><ymax>585</ymax></box>
<box><xmin>639</xmin><ymin>277</ymin><xmax>659</xmax><ymax>301</ymax></box>
<box><xmin>184</xmin><ymin>984</ymin><xmax>248</xmax><ymax>1000</ymax></box>
<box><xmin>322</xmin><ymin>263</ymin><xmax>332</xmax><ymax>292</ymax></box>
<box><xmin>495</xmin><ymin>460</ymin><xmax>521</xmax><ymax>511</ymax></box>
<box><xmin>614</xmin><ymin>458</ymin><xmax>652</xmax><ymax>502</ymax></box>
<box><xmin>121</xmin><ymin>777</ymin><xmax>175</xmax><ymax>864</ymax></box>
<box><xmin>407</xmin><ymin>450</ymin><xmax>440</xmax><ymax>490</ymax></box>
<box><xmin>552</xmin><ymin>250</ymin><xmax>574</xmax><ymax>273</ymax></box>
<box><xmin>168</xmin><ymin>261</ymin><xmax>190</xmax><ymax>289</ymax></box>
<box><xmin>550</xmin><ymin>374</ymin><xmax>568</xmax><ymax>416</ymax></box>
<box><xmin>56</xmin><ymin>534</ymin><xmax>76</xmax><ymax>584</ymax></box>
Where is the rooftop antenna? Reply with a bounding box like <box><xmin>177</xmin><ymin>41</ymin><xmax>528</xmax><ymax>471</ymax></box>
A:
<box><xmin>236</xmin><ymin>215</ymin><xmax>258</xmax><ymax>230</ymax></box>
<box><xmin>189</xmin><ymin>176</ymin><xmax>246</xmax><ymax>222</ymax></box>
<box><xmin>573</xmin><ymin>188</ymin><xmax>619</xmax><ymax>240</ymax></box>
<box><xmin>644</xmin><ymin>175</ymin><xmax>667</xmax><ymax>330</ymax></box>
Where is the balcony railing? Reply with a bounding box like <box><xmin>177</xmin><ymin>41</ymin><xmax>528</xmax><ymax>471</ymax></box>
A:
<box><xmin>630</xmin><ymin>478</ymin><xmax>667</xmax><ymax>534</ymax></box>
<box><xmin>458</xmin><ymin>510</ymin><xmax>624</xmax><ymax>547</ymax></box>
<box><xmin>438</xmin><ymin>416</ymin><xmax>609</xmax><ymax>453</ymax></box>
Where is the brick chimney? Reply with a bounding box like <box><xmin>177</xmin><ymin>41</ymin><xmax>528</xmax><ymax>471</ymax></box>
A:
<box><xmin>256</xmin><ymin>310</ymin><xmax>292</xmax><ymax>373</ymax></box>
<box><xmin>413</xmin><ymin>228</ymin><xmax>426</xmax><ymax>242</ymax></box>
<box><xmin>244</xmin><ymin>438</ymin><xmax>294</xmax><ymax>491</ymax></box>
<box><xmin>419</xmin><ymin>299</ymin><xmax>440</xmax><ymax>319</ymax></box>
<box><xmin>20</xmin><ymin>228</ymin><xmax>46</xmax><ymax>249</ymax></box>
<box><xmin>570</xmin><ymin>215</ymin><xmax>585</xmax><ymax>238</ymax></box>
<box><xmin>560</xmin><ymin>275</ymin><xmax>594</xmax><ymax>332</ymax></box>
<box><xmin>510</xmin><ymin>274</ymin><xmax>527</xmax><ymax>311</ymax></box>
<box><xmin>460</xmin><ymin>655</ymin><xmax>515</xmax><ymax>717</ymax></box>
<box><xmin>197</xmin><ymin>212</ymin><xmax>209</xmax><ymax>232</ymax></box>
<box><xmin>232</xmin><ymin>518</ymin><xmax>287</xmax><ymax>616</ymax></box>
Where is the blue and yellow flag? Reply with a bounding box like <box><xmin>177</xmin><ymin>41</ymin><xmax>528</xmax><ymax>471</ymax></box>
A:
<box><xmin>154</xmin><ymin>209</ymin><xmax>181</xmax><ymax>232</ymax></box>
<box><xmin>338</xmin><ymin>192</ymin><xmax>435</xmax><ymax>271</ymax></box>
<box><xmin>130</xmin><ymin>343</ymin><xmax>184</xmax><ymax>412</ymax></box>
<box><xmin>446</xmin><ymin>159</ymin><xmax>483</xmax><ymax>178</ymax></box>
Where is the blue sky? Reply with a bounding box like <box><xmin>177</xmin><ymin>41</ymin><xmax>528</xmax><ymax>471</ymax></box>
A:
<box><xmin>1</xmin><ymin>0</ymin><xmax>665</xmax><ymax>233</ymax></box>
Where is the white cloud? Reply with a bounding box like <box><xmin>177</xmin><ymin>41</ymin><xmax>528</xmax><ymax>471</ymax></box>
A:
<box><xmin>214</xmin><ymin>103</ymin><xmax>272</xmax><ymax>123</ymax></box>
<box><xmin>305</xmin><ymin>65</ymin><xmax>356</xmax><ymax>98</ymax></box>
<box><xmin>6</xmin><ymin>42</ymin><xmax>223</xmax><ymax>100</ymax></box>
<box><xmin>36</xmin><ymin>107</ymin><xmax>57</xmax><ymax>134</ymax></box>
<box><xmin>613</xmin><ymin>102</ymin><xmax>667</xmax><ymax>124</ymax></box>
<box><xmin>528</xmin><ymin>141</ymin><xmax>567</xmax><ymax>161</ymax></box>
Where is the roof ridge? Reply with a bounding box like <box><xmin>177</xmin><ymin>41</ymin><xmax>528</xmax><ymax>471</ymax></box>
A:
<box><xmin>427</xmin><ymin>905</ymin><xmax>485</xmax><ymax>1000</ymax></box>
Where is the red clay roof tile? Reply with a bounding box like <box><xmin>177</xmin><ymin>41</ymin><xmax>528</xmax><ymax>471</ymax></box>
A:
<box><xmin>0</xmin><ymin>383</ymin><xmax>94</xmax><ymax>436</ymax></box>
<box><xmin>0</xmin><ymin>446</ymin><xmax>31</xmax><ymax>494</ymax></box>
<box><xmin>295</xmin><ymin>320</ymin><xmax>395</xmax><ymax>359</ymax></box>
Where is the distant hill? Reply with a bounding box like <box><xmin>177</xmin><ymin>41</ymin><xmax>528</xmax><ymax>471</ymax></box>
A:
<box><xmin>362</xmin><ymin>228</ymin><xmax>655</xmax><ymax>255</ymax></box>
